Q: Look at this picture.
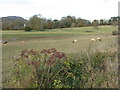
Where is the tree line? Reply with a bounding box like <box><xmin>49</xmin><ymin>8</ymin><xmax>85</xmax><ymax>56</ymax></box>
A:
<box><xmin>2</xmin><ymin>15</ymin><xmax>119</xmax><ymax>31</ymax></box>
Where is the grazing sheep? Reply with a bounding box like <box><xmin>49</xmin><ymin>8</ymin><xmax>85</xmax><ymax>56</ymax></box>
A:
<box><xmin>21</xmin><ymin>41</ymin><xmax>24</xmax><ymax>43</ymax></box>
<box><xmin>91</xmin><ymin>39</ymin><xmax>96</xmax><ymax>42</ymax></box>
<box><xmin>3</xmin><ymin>41</ymin><xmax>7</xmax><ymax>44</ymax></box>
<box><xmin>97</xmin><ymin>37</ymin><xmax>101</xmax><ymax>41</ymax></box>
<box><xmin>73</xmin><ymin>40</ymin><xmax>77</xmax><ymax>43</ymax></box>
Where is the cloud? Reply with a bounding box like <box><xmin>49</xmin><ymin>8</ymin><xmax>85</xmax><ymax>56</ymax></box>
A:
<box><xmin>0</xmin><ymin>0</ymin><xmax>119</xmax><ymax>20</ymax></box>
<box><xmin>0</xmin><ymin>0</ymin><xmax>33</xmax><ymax>5</ymax></box>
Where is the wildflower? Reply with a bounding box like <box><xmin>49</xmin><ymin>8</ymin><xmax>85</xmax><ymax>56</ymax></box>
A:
<box><xmin>46</xmin><ymin>55</ymin><xmax>55</xmax><ymax>66</ymax></box>
<box><xmin>20</xmin><ymin>53</ymin><xmax>29</xmax><ymax>58</ymax></box>
<box><xmin>31</xmin><ymin>61</ymin><xmax>40</xmax><ymax>68</ymax></box>
<box><xmin>21</xmin><ymin>49</ymin><xmax>28</xmax><ymax>54</ymax></box>
<box><xmin>41</xmin><ymin>48</ymin><xmax>57</xmax><ymax>54</ymax></box>
<box><xmin>54</xmin><ymin>52</ymin><xmax>67</xmax><ymax>59</ymax></box>
<box><xmin>49</xmin><ymin>48</ymin><xmax>57</xmax><ymax>53</ymax></box>
<box><xmin>31</xmin><ymin>50</ymin><xmax>38</xmax><ymax>55</ymax></box>
<box><xmin>46</xmin><ymin>59</ymin><xmax>55</xmax><ymax>66</ymax></box>
<box><xmin>41</xmin><ymin>49</ymin><xmax>47</xmax><ymax>53</ymax></box>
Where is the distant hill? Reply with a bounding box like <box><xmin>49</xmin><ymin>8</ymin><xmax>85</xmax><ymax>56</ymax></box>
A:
<box><xmin>2</xmin><ymin>16</ymin><xmax>26</xmax><ymax>21</ymax></box>
<box><xmin>2</xmin><ymin>16</ymin><xmax>28</xmax><ymax>30</ymax></box>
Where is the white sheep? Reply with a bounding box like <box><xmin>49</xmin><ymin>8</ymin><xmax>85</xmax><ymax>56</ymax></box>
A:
<box><xmin>73</xmin><ymin>40</ymin><xmax>77</xmax><ymax>43</ymax></box>
<box><xmin>91</xmin><ymin>39</ymin><xmax>96</xmax><ymax>42</ymax></box>
<box><xmin>3</xmin><ymin>41</ymin><xmax>7</xmax><ymax>44</ymax></box>
<box><xmin>97</xmin><ymin>37</ymin><xmax>101</xmax><ymax>41</ymax></box>
<box><xmin>21</xmin><ymin>41</ymin><xmax>24</xmax><ymax>43</ymax></box>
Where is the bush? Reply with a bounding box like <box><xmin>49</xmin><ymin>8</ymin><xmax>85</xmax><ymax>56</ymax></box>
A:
<box><xmin>24</xmin><ymin>26</ymin><xmax>32</xmax><ymax>32</ymax></box>
<box><xmin>84</xmin><ymin>30</ymin><xmax>93</xmax><ymax>32</ymax></box>
<box><xmin>7</xmin><ymin>48</ymin><xmax>118</xmax><ymax>88</ymax></box>
<box><xmin>9</xmin><ymin>48</ymin><xmax>68</xmax><ymax>88</ymax></box>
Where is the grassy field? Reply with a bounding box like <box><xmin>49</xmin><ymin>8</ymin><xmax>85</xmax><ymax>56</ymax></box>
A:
<box><xmin>2</xmin><ymin>25</ymin><xmax>118</xmax><ymax>88</ymax></box>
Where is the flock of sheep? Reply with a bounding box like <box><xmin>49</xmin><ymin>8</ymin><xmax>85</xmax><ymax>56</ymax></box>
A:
<box><xmin>1</xmin><ymin>40</ymin><xmax>24</xmax><ymax>45</ymax></box>
<box><xmin>91</xmin><ymin>37</ymin><xmax>101</xmax><ymax>42</ymax></box>
<box><xmin>73</xmin><ymin>37</ymin><xmax>101</xmax><ymax>43</ymax></box>
<box><xmin>1</xmin><ymin>38</ymin><xmax>101</xmax><ymax>45</ymax></box>
<box><xmin>1</xmin><ymin>37</ymin><xmax>101</xmax><ymax>45</ymax></box>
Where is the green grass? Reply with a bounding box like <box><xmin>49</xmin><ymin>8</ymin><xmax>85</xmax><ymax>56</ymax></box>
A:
<box><xmin>1</xmin><ymin>26</ymin><xmax>117</xmax><ymax>37</ymax></box>
<box><xmin>2</xmin><ymin>25</ymin><xmax>118</xmax><ymax>88</ymax></box>
<box><xmin>2</xmin><ymin>25</ymin><xmax>118</xmax><ymax>60</ymax></box>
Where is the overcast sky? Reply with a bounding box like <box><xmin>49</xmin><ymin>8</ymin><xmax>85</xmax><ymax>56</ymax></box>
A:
<box><xmin>0</xmin><ymin>0</ymin><xmax>119</xmax><ymax>21</ymax></box>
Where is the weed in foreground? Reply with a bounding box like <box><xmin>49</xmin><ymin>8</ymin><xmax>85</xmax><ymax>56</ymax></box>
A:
<box><xmin>5</xmin><ymin>48</ymin><xmax>118</xmax><ymax>88</ymax></box>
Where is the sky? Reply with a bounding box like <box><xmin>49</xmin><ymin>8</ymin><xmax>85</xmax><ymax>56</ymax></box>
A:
<box><xmin>0</xmin><ymin>0</ymin><xmax>119</xmax><ymax>21</ymax></box>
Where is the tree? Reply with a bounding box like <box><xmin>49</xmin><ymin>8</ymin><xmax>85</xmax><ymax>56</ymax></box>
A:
<box><xmin>76</xmin><ymin>18</ymin><xmax>84</xmax><ymax>27</ymax></box>
<box><xmin>24</xmin><ymin>26</ymin><xmax>32</xmax><ymax>32</ymax></box>
<box><xmin>110</xmin><ymin>17</ymin><xmax>118</xmax><ymax>26</ymax></box>
<box><xmin>29</xmin><ymin>14</ymin><xmax>45</xmax><ymax>31</ymax></box>
<box><xmin>76</xmin><ymin>18</ymin><xmax>91</xmax><ymax>27</ymax></box>
<box><xmin>71</xmin><ymin>23</ymin><xmax>76</xmax><ymax>28</ymax></box>
<box><xmin>99</xmin><ymin>19</ymin><xmax>104</xmax><ymax>25</ymax></box>
<box><xmin>53</xmin><ymin>19</ymin><xmax>59</xmax><ymax>29</ymax></box>
<box><xmin>99</xmin><ymin>19</ymin><xmax>107</xmax><ymax>25</ymax></box>
<box><xmin>59</xmin><ymin>16</ymin><xmax>76</xmax><ymax>28</ymax></box>
<box><xmin>92</xmin><ymin>19</ymin><xmax>99</xmax><ymax>29</ymax></box>
<box><xmin>108</xmin><ymin>19</ymin><xmax>112</xmax><ymax>25</ymax></box>
<box><xmin>45</xmin><ymin>19</ymin><xmax>53</xmax><ymax>29</ymax></box>
<box><xmin>65</xmin><ymin>16</ymin><xmax>75</xmax><ymax>27</ymax></box>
